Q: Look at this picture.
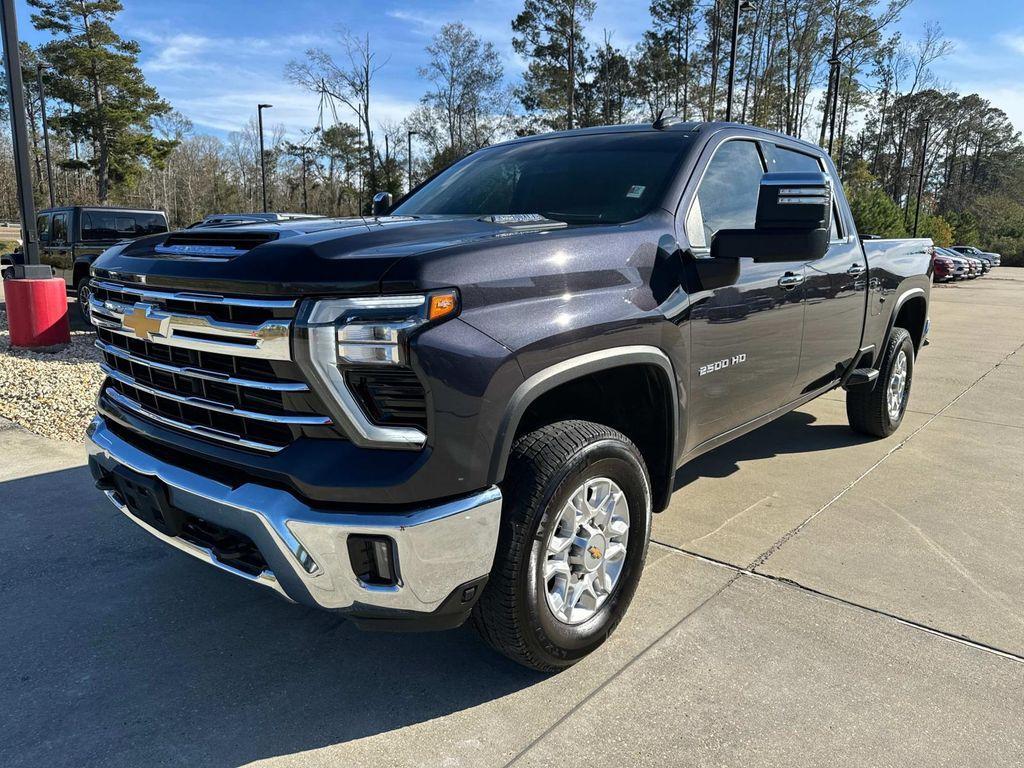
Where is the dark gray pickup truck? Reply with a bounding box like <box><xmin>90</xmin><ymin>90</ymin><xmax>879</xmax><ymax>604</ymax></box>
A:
<box><xmin>85</xmin><ymin>121</ymin><xmax>931</xmax><ymax>671</ymax></box>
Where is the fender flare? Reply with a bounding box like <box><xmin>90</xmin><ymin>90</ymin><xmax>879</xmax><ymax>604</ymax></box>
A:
<box><xmin>884</xmin><ymin>286</ymin><xmax>928</xmax><ymax>352</ymax></box>
<box><xmin>72</xmin><ymin>256</ymin><xmax>95</xmax><ymax>286</ymax></box>
<box><xmin>487</xmin><ymin>345</ymin><xmax>680</xmax><ymax>485</ymax></box>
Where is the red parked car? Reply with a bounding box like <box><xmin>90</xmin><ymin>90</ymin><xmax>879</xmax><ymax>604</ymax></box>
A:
<box><xmin>932</xmin><ymin>251</ymin><xmax>958</xmax><ymax>282</ymax></box>
<box><xmin>934</xmin><ymin>247</ymin><xmax>970</xmax><ymax>281</ymax></box>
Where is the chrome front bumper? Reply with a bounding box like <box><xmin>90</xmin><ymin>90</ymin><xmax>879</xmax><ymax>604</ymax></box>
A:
<box><xmin>87</xmin><ymin>417</ymin><xmax>502</xmax><ymax>618</ymax></box>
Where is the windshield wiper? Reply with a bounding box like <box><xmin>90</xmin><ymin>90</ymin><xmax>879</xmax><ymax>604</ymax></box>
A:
<box><xmin>539</xmin><ymin>211</ymin><xmax>605</xmax><ymax>224</ymax></box>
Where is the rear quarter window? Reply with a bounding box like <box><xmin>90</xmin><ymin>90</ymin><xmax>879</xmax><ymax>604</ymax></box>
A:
<box><xmin>771</xmin><ymin>145</ymin><xmax>844</xmax><ymax>239</ymax></box>
<box><xmin>81</xmin><ymin>210</ymin><xmax>168</xmax><ymax>241</ymax></box>
<box><xmin>771</xmin><ymin>146</ymin><xmax>823</xmax><ymax>174</ymax></box>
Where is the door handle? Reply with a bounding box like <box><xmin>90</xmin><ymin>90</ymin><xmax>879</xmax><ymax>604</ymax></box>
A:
<box><xmin>846</xmin><ymin>263</ymin><xmax>866</xmax><ymax>276</ymax></box>
<box><xmin>778</xmin><ymin>272</ymin><xmax>804</xmax><ymax>289</ymax></box>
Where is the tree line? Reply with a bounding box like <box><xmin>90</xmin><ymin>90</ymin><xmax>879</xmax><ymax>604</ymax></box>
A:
<box><xmin>1</xmin><ymin>0</ymin><xmax>1022</xmax><ymax>264</ymax></box>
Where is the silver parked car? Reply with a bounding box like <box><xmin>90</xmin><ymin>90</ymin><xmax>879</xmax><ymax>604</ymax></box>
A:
<box><xmin>951</xmin><ymin>245</ymin><xmax>1000</xmax><ymax>267</ymax></box>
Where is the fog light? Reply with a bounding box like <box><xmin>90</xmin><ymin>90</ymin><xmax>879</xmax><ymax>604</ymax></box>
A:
<box><xmin>347</xmin><ymin>534</ymin><xmax>398</xmax><ymax>586</ymax></box>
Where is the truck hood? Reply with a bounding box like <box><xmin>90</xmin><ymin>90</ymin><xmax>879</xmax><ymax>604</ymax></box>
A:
<box><xmin>91</xmin><ymin>215</ymin><xmax>570</xmax><ymax>296</ymax></box>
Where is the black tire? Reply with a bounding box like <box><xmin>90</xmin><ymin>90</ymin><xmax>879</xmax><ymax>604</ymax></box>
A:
<box><xmin>471</xmin><ymin>420</ymin><xmax>652</xmax><ymax>672</ymax></box>
<box><xmin>76</xmin><ymin>279</ymin><xmax>93</xmax><ymax>326</ymax></box>
<box><xmin>847</xmin><ymin>327</ymin><xmax>914</xmax><ymax>438</ymax></box>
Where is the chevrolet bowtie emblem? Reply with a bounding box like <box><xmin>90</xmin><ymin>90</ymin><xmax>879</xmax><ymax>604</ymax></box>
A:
<box><xmin>121</xmin><ymin>303</ymin><xmax>169</xmax><ymax>341</ymax></box>
<box><xmin>588</xmin><ymin>546</ymin><xmax>603</xmax><ymax>560</ymax></box>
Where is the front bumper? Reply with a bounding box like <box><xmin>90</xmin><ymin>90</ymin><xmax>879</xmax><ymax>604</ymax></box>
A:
<box><xmin>87</xmin><ymin>417</ymin><xmax>502</xmax><ymax>628</ymax></box>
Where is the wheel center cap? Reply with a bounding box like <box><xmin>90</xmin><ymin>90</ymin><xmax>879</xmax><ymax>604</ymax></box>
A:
<box><xmin>583</xmin><ymin>533</ymin><xmax>607</xmax><ymax>572</ymax></box>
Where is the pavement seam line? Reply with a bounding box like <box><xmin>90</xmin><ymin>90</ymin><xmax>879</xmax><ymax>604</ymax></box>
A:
<box><xmin>502</xmin><ymin>565</ymin><xmax>743</xmax><ymax>768</ymax></box>
<box><xmin>745</xmin><ymin>338</ymin><xmax>1024</xmax><ymax>573</ymax></box>
<box><xmin>649</xmin><ymin>540</ymin><xmax>1024</xmax><ymax>666</ymax></box>
<box><xmin>928</xmin><ymin>413</ymin><xmax>1024</xmax><ymax>431</ymax></box>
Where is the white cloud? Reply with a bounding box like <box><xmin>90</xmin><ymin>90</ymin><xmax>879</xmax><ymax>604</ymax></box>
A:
<box><xmin>170</xmin><ymin>87</ymin><xmax>418</xmax><ymax>137</ymax></box>
<box><xmin>385</xmin><ymin>3</ymin><xmax>527</xmax><ymax>73</ymax></box>
<box><xmin>385</xmin><ymin>9</ymin><xmax>443</xmax><ymax>36</ymax></box>
<box><xmin>133</xmin><ymin>28</ymin><xmax>401</xmax><ymax>138</ymax></box>
<box><xmin>998</xmin><ymin>33</ymin><xmax>1024</xmax><ymax>56</ymax></box>
<box><xmin>144</xmin><ymin>33</ymin><xmax>213</xmax><ymax>72</ymax></box>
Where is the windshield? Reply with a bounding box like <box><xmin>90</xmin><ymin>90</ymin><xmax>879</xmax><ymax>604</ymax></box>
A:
<box><xmin>393</xmin><ymin>132</ymin><xmax>694</xmax><ymax>225</ymax></box>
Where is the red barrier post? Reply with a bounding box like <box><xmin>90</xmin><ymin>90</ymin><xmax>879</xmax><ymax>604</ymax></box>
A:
<box><xmin>4</xmin><ymin>276</ymin><xmax>71</xmax><ymax>348</ymax></box>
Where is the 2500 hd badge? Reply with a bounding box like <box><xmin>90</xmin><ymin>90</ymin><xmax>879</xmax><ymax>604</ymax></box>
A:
<box><xmin>699</xmin><ymin>354</ymin><xmax>747</xmax><ymax>376</ymax></box>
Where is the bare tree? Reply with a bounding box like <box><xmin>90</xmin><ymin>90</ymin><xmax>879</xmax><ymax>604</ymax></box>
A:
<box><xmin>287</xmin><ymin>30</ymin><xmax>387</xmax><ymax>197</ymax></box>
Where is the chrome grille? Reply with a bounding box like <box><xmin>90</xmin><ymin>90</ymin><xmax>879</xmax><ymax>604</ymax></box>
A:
<box><xmin>92</xmin><ymin>281</ymin><xmax>333</xmax><ymax>453</ymax></box>
<box><xmin>89</xmin><ymin>288</ymin><xmax>291</xmax><ymax>360</ymax></box>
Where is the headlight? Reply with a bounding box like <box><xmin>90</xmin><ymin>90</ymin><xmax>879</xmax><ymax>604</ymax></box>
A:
<box><xmin>298</xmin><ymin>291</ymin><xmax>459</xmax><ymax>450</ymax></box>
<box><xmin>306</xmin><ymin>292</ymin><xmax>457</xmax><ymax>366</ymax></box>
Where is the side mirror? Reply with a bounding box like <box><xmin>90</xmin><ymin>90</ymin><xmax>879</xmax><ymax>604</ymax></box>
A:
<box><xmin>756</xmin><ymin>172</ymin><xmax>831</xmax><ymax>232</ymax></box>
<box><xmin>372</xmin><ymin>192</ymin><xmax>393</xmax><ymax>217</ymax></box>
<box><xmin>712</xmin><ymin>172</ymin><xmax>832</xmax><ymax>263</ymax></box>
<box><xmin>712</xmin><ymin>228</ymin><xmax>829</xmax><ymax>263</ymax></box>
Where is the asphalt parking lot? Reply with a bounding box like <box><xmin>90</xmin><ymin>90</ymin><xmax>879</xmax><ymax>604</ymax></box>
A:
<box><xmin>1</xmin><ymin>270</ymin><xmax>1022</xmax><ymax>767</ymax></box>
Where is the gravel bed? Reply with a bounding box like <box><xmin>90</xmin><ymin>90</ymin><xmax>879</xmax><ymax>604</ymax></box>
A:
<box><xmin>0</xmin><ymin>308</ymin><xmax>104</xmax><ymax>442</ymax></box>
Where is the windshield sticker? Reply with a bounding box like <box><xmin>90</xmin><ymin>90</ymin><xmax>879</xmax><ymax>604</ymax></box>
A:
<box><xmin>626</xmin><ymin>185</ymin><xmax>646</xmax><ymax>198</ymax></box>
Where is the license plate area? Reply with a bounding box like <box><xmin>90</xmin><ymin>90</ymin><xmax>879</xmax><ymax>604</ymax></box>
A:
<box><xmin>111</xmin><ymin>466</ymin><xmax>186</xmax><ymax>537</ymax></box>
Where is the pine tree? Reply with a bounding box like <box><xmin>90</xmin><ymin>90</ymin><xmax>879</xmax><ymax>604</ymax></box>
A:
<box><xmin>648</xmin><ymin>0</ymin><xmax>700</xmax><ymax>119</ymax></box>
<box><xmin>28</xmin><ymin>0</ymin><xmax>170</xmax><ymax>202</ymax></box>
<box><xmin>844</xmin><ymin>160</ymin><xmax>907</xmax><ymax>239</ymax></box>
<box><xmin>512</xmin><ymin>0</ymin><xmax>595</xmax><ymax>132</ymax></box>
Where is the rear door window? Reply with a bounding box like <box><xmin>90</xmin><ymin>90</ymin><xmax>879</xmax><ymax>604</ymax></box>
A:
<box><xmin>686</xmin><ymin>139</ymin><xmax>765</xmax><ymax>248</ymax></box>
<box><xmin>81</xmin><ymin>210</ymin><xmax>168</xmax><ymax>241</ymax></box>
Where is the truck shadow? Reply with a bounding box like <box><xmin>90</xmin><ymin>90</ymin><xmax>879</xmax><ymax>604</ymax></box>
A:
<box><xmin>0</xmin><ymin>464</ymin><xmax>543</xmax><ymax>768</ymax></box>
<box><xmin>673</xmin><ymin>407</ymin><xmax>874</xmax><ymax>490</ymax></box>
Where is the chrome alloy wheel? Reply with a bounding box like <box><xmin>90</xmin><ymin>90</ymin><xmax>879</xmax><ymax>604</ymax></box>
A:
<box><xmin>887</xmin><ymin>349</ymin><xmax>908</xmax><ymax>421</ymax></box>
<box><xmin>78</xmin><ymin>281</ymin><xmax>93</xmax><ymax>325</ymax></box>
<box><xmin>543</xmin><ymin>477</ymin><xmax>630</xmax><ymax>625</ymax></box>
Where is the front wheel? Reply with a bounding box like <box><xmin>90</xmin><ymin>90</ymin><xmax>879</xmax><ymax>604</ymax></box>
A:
<box><xmin>472</xmin><ymin>420</ymin><xmax>652</xmax><ymax>672</ymax></box>
<box><xmin>847</xmin><ymin>327</ymin><xmax>914</xmax><ymax>437</ymax></box>
<box><xmin>76</xmin><ymin>278</ymin><xmax>93</xmax><ymax>326</ymax></box>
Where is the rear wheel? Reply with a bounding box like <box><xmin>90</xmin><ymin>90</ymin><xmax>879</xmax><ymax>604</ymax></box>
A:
<box><xmin>846</xmin><ymin>327</ymin><xmax>914</xmax><ymax>437</ymax></box>
<box><xmin>471</xmin><ymin>420</ymin><xmax>652</xmax><ymax>672</ymax></box>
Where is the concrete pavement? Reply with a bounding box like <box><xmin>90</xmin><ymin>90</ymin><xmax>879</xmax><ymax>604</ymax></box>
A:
<box><xmin>1</xmin><ymin>270</ymin><xmax>1022</xmax><ymax>767</ymax></box>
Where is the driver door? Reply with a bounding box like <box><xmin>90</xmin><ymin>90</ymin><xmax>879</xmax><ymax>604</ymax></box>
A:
<box><xmin>681</xmin><ymin>138</ymin><xmax>806</xmax><ymax>450</ymax></box>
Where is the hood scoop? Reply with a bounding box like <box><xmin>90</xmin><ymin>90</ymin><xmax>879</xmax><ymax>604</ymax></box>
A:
<box><xmin>142</xmin><ymin>230</ymin><xmax>280</xmax><ymax>260</ymax></box>
<box><xmin>478</xmin><ymin>213</ymin><xmax>568</xmax><ymax>231</ymax></box>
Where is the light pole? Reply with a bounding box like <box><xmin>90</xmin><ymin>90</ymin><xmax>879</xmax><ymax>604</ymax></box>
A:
<box><xmin>2</xmin><ymin>0</ymin><xmax>70</xmax><ymax>351</ymax></box>
<box><xmin>725</xmin><ymin>0</ymin><xmax>756</xmax><ymax>122</ymax></box>
<box><xmin>257</xmin><ymin>103</ymin><xmax>272</xmax><ymax>212</ymax></box>
<box><xmin>1</xmin><ymin>0</ymin><xmax>40</xmax><ymax>269</ymax></box>
<box><xmin>913</xmin><ymin>118</ymin><xmax>931</xmax><ymax>238</ymax></box>
<box><xmin>407</xmin><ymin>129</ymin><xmax>419</xmax><ymax>195</ymax></box>
<box><xmin>36</xmin><ymin>63</ymin><xmax>55</xmax><ymax>208</ymax></box>
<box><xmin>300</xmin><ymin>146</ymin><xmax>308</xmax><ymax>214</ymax></box>
<box><xmin>826</xmin><ymin>57</ymin><xmax>841</xmax><ymax>156</ymax></box>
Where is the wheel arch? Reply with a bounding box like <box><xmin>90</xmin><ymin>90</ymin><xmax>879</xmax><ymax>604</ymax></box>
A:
<box><xmin>488</xmin><ymin>346</ymin><xmax>680</xmax><ymax>513</ymax></box>
<box><xmin>887</xmin><ymin>287</ymin><xmax>928</xmax><ymax>353</ymax></box>
<box><xmin>72</xmin><ymin>257</ymin><xmax>93</xmax><ymax>286</ymax></box>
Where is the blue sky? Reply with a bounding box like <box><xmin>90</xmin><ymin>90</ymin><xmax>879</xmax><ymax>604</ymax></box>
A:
<box><xmin>12</xmin><ymin>0</ymin><xmax>1024</xmax><ymax>138</ymax></box>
